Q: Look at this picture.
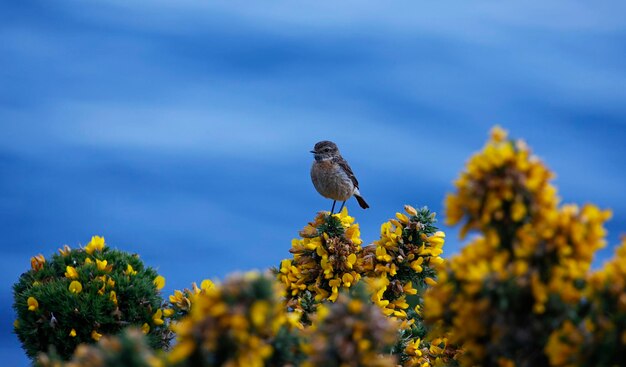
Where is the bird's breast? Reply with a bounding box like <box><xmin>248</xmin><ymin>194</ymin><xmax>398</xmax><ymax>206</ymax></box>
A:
<box><xmin>310</xmin><ymin>161</ymin><xmax>354</xmax><ymax>201</ymax></box>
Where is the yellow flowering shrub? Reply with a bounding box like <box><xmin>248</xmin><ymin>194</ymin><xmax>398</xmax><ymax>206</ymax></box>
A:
<box><xmin>362</xmin><ymin>205</ymin><xmax>458</xmax><ymax>366</ymax></box>
<box><xmin>279</xmin><ymin>208</ymin><xmax>363</xmax><ymax>318</ymax></box>
<box><xmin>12</xmin><ymin>236</ymin><xmax>171</xmax><ymax>361</ymax></box>
<box><xmin>167</xmin><ymin>272</ymin><xmax>304</xmax><ymax>367</ymax></box>
<box><xmin>303</xmin><ymin>285</ymin><xmax>399</xmax><ymax>367</ymax></box>
<box><xmin>425</xmin><ymin>126</ymin><xmax>612</xmax><ymax>366</ymax></box>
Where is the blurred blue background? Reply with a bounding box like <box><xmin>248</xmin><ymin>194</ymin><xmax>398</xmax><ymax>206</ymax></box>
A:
<box><xmin>2</xmin><ymin>1</ymin><xmax>626</xmax><ymax>364</ymax></box>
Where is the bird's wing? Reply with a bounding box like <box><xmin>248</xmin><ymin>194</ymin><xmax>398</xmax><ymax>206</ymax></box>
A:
<box><xmin>334</xmin><ymin>156</ymin><xmax>360</xmax><ymax>189</ymax></box>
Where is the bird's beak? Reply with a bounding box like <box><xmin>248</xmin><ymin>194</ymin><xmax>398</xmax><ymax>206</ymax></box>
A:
<box><xmin>310</xmin><ymin>150</ymin><xmax>316</xmax><ymax>154</ymax></box>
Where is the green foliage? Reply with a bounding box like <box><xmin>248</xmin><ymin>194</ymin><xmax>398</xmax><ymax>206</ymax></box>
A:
<box><xmin>13</xmin><ymin>237</ymin><xmax>170</xmax><ymax>361</ymax></box>
<box><xmin>316</xmin><ymin>213</ymin><xmax>345</xmax><ymax>238</ymax></box>
<box><xmin>269</xmin><ymin>325</ymin><xmax>307</xmax><ymax>367</ymax></box>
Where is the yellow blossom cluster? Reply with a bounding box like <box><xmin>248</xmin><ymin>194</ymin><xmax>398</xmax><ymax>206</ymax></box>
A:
<box><xmin>445</xmin><ymin>125</ymin><xmax>558</xmax><ymax>237</ymax></box>
<box><xmin>425</xmin><ymin>126</ymin><xmax>612</xmax><ymax>366</ymax></box>
<box><xmin>528</xmin><ymin>204</ymin><xmax>611</xmax><ymax>313</ymax></box>
<box><xmin>359</xmin><ymin>205</ymin><xmax>457</xmax><ymax>367</ymax></box>
<box><xmin>279</xmin><ymin>208</ymin><xmax>363</xmax><ymax>306</ymax></box>
<box><xmin>403</xmin><ymin>336</ymin><xmax>454</xmax><ymax>367</ymax></box>
<box><xmin>362</xmin><ymin>205</ymin><xmax>444</xmax><ymax>320</ymax></box>
<box><xmin>167</xmin><ymin>278</ymin><xmax>215</xmax><ymax>319</ymax></box>
<box><xmin>30</xmin><ymin>254</ymin><xmax>46</xmax><ymax>271</ymax></box>
<box><xmin>303</xmin><ymin>289</ymin><xmax>398</xmax><ymax>367</ymax></box>
<box><xmin>168</xmin><ymin>272</ymin><xmax>299</xmax><ymax>367</ymax></box>
<box><xmin>546</xmin><ymin>237</ymin><xmax>626</xmax><ymax>367</ymax></box>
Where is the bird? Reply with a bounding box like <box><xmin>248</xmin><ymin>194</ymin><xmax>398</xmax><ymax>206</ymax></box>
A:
<box><xmin>310</xmin><ymin>140</ymin><xmax>369</xmax><ymax>214</ymax></box>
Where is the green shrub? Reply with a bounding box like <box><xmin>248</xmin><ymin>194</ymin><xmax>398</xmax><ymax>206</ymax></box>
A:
<box><xmin>13</xmin><ymin>236</ymin><xmax>171</xmax><ymax>361</ymax></box>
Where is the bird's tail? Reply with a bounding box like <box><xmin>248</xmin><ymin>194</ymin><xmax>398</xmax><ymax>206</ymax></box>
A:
<box><xmin>354</xmin><ymin>194</ymin><xmax>369</xmax><ymax>209</ymax></box>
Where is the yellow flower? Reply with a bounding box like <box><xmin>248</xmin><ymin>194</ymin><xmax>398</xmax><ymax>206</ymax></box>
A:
<box><xmin>13</xmin><ymin>320</ymin><xmax>19</xmax><ymax>329</ymax></box>
<box><xmin>96</xmin><ymin>259</ymin><xmax>106</xmax><ymax>271</ymax></box>
<box><xmin>152</xmin><ymin>309</ymin><xmax>164</xmax><ymax>326</ymax></box>
<box><xmin>69</xmin><ymin>328</ymin><xmax>77</xmax><ymax>337</ymax></box>
<box><xmin>376</xmin><ymin>246</ymin><xmax>392</xmax><ymax>262</ymax></box>
<box><xmin>91</xmin><ymin>330</ymin><xmax>102</xmax><ymax>341</ymax></box>
<box><xmin>85</xmin><ymin>235</ymin><xmax>106</xmax><ymax>255</ymax></box>
<box><xmin>169</xmin><ymin>290</ymin><xmax>191</xmax><ymax>309</ymax></box>
<box><xmin>427</xmin><ymin>231</ymin><xmax>446</xmax><ymax>246</ymax></box>
<box><xmin>27</xmin><ymin>297</ymin><xmax>39</xmax><ymax>311</ymax></box>
<box><xmin>411</xmin><ymin>257</ymin><xmax>424</xmax><ymax>273</ymax></box>
<box><xmin>30</xmin><ymin>254</ymin><xmax>45</xmax><ymax>272</ymax></box>
<box><xmin>98</xmin><ymin>282</ymin><xmax>106</xmax><ymax>295</ymax></box>
<box><xmin>250</xmin><ymin>301</ymin><xmax>269</xmax><ymax>328</ymax></box>
<box><xmin>65</xmin><ymin>266</ymin><xmax>79</xmax><ymax>279</ymax></box>
<box><xmin>96</xmin><ymin>259</ymin><xmax>111</xmax><ymax>272</ymax></box>
<box><xmin>396</xmin><ymin>212</ymin><xmax>409</xmax><ymax>224</ymax></box>
<box><xmin>142</xmin><ymin>323</ymin><xmax>150</xmax><ymax>334</ymax></box>
<box><xmin>201</xmin><ymin>279</ymin><xmax>214</xmax><ymax>291</ymax></box>
<box><xmin>58</xmin><ymin>245</ymin><xmax>71</xmax><ymax>257</ymax></box>
<box><xmin>154</xmin><ymin>275</ymin><xmax>166</xmax><ymax>290</ymax></box>
<box><xmin>404</xmin><ymin>204</ymin><xmax>418</xmax><ymax>216</ymax></box>
<box><xmin>109</xmin><ymin>290</ymin><xmax>118</xmax><ymax>306</ymax></box>
<box><xmin>342</xmin><ymin>273</ymin><xmax>355</xmax><ymax>287</ymax></box>
<box><xmin>163</xmin><ymin>308</ymin><xmax>175</xmax><ymax>317</ymax></box>
<box><xmin>491</xmin><ymin>125</ymin><xmax>508</xmax><ymax>142</ymax></box>
<box><xmin>286</xmin><ymin>312</ymin><xmax>304</xmax><ymax>330</ymax></box>
<box><xmin>346</xmin><ymin>253</ymin><xmax>357</xmax><ymax>270</ymax></box>
<box><xmin>125</xmin><ymin>264</ymin><xmax>137</xmax><ymax>276</ymax></box>
<box><xmin>405</xmin><ymin>338</ymin><xmax>422</xmax><ymax>356</ymax></box>
<box><xmin>69</xmin><ymin>280</ymin><xmax>83</xmax><ymax>294</ymax></box>
<box><xmin>403</xmin><ymin>281</ymin><xmax>418</xmax><ymax>295</ymax></box>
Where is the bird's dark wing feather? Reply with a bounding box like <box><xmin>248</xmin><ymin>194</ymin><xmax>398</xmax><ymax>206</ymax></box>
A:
<box><xmin>334</xmin><ymin>156</ymin><xmax>359</xmax><ymax>189</ymax></box>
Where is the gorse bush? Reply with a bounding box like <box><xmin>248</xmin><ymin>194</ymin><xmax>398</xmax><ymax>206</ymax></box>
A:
<box><xmin>13</xmin><ymin>126</ymin><xmax>625</xmax><ymax>367</ymax></box>
<box><xmin>302</xmin><ymin>284</ymin><xmax>399</xmax><ymax>367</ymax></box>
<box><xmin>13</xmin><ymin>236</ymin><xmax>170</xmax><ymax>361</ymax></box>
<box><xmin>167</xmin><ymin>272</ymin><xmax>303</xmax><ymax>367</ymax></box>
<box><xmin>278</xmin><ymin>207</ymin><xmax>458</xmax><ymax>366</ymax></box>
<box><xmin>361</xmin><ymin>205</ymin><xmax>458</xmax><ymax>366</ymax></box>
<box><xmin>279</xmin><ymin>208</ymin><xmax>363</xmax><ymax>307</ymax></box>
<box><xmin>424</xmin><ymin>126</ymin><xmax>614</xmax><ymax>366</ymax></box>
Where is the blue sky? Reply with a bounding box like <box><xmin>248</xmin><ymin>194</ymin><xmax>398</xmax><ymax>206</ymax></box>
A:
<box><xmin>2</xmin><ymin>1</ymin><xmax>626</xmax><ymax>364</ymax></box>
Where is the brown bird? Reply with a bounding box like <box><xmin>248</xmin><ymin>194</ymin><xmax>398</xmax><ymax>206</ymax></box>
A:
<box><xmin>310</xmin><ymin>140</ymin><xmax>369</xmax><ymax>214</ymax></box>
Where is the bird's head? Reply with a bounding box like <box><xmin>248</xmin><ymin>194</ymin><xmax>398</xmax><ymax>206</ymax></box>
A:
<box><xmin>311</xmin><ymin>140</ymin><xmax>339</xmax><ymax>161</ymax></box>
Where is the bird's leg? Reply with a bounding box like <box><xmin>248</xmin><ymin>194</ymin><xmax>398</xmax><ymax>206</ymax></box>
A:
<box><xmin>330</xmin><ymin>200</ymin><xmax>336</xmax><ymax>215</ymax></box>
<box><xmin>339</xmin><ymin>201</ymin><xmax>346</xmax><ymax>212</ymax></box>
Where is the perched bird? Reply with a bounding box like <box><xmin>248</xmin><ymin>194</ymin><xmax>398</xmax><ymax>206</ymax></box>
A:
<box><xmin>310</xmin><ymin>140</ymin><xmax>369</xmax><ymax>214</ymax></box>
